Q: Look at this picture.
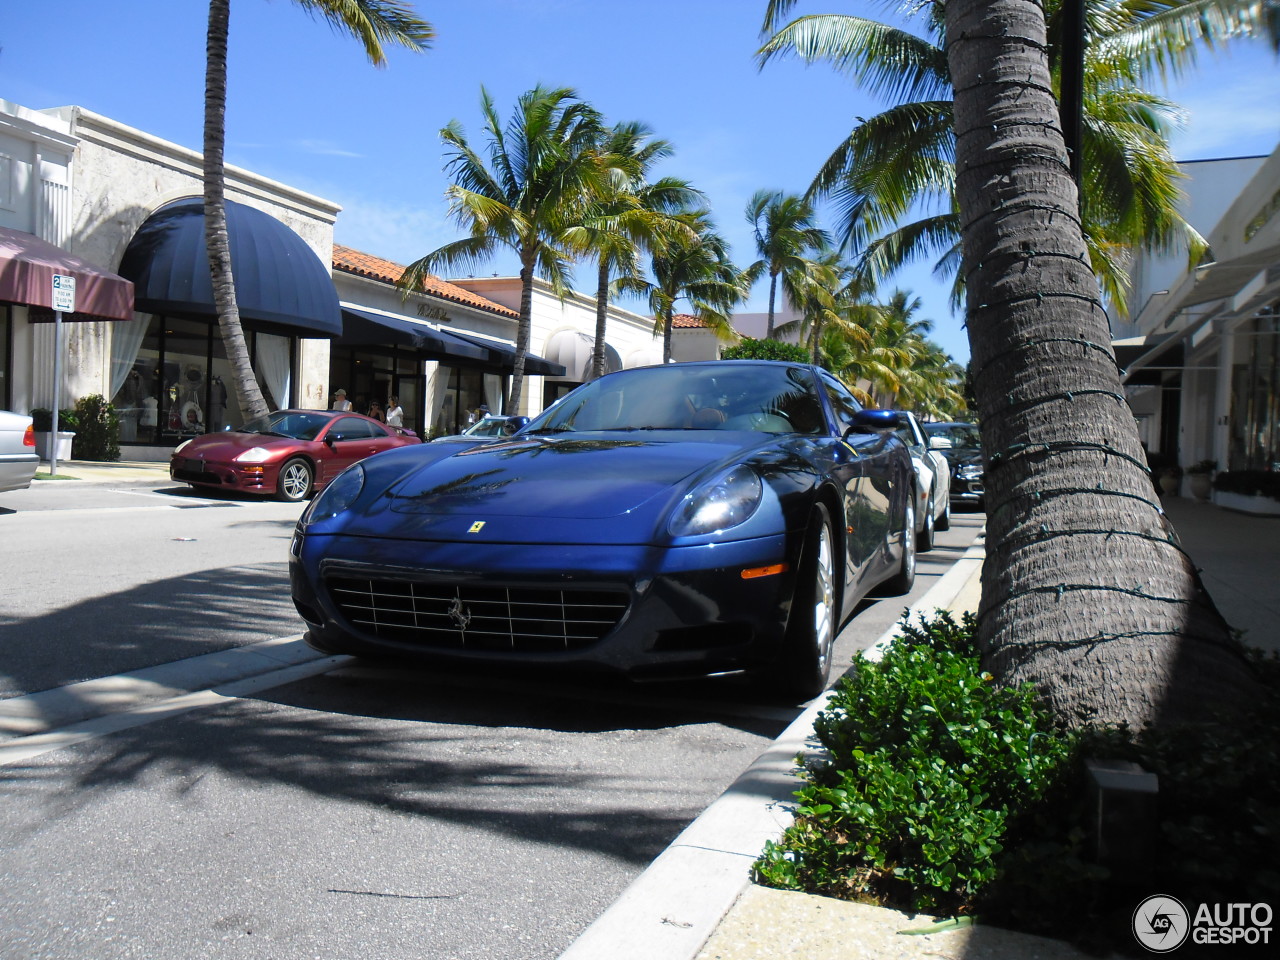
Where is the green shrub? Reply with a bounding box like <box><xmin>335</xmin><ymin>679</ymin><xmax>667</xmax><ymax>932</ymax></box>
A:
<box><xmin>30</xmin><ymin>407</ymin><xmax>80</xmax><ymax>433</ymax></box>
<box><xmin>721</xmin><ymin>337</ymin><xmax>812</xmax><ymax>363</ymax></box>
<box><xmin>754</xmin><ymin>611</ymin><xmax>1071</xmax><ymax>915</ymax></box>
<box><xmin>70</xmin><ymin>394</ymin><xmax>120</xmax><ymax>462</ymax></box>
<box><xmin>752</xmin><ymin>611</ymin><xmax>1280</xmax><ymax>954</ymax></box>
<box><xmin>980</xmin><ymin>649</ymin><xmax>1280</xmax><ymax>946</ymax></box>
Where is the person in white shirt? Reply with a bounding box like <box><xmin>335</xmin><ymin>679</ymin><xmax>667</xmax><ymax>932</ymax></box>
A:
<box><xmin>386</xmin><ymin>396</ymin><xmax>404</xmax><ymax>428</ymax></box>
<box><xmin>331</xmin><ymin>388</ymin><xmax>352</xmax><ymax>411</ymax></box>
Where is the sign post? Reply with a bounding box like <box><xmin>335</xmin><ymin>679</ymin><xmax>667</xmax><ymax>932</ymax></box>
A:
<box><xmin>50</xmin><ymin>274</ymin><xmax>76</xmax><ymax>478</ymax></box>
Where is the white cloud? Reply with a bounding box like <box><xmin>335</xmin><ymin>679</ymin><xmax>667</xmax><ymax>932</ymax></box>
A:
<box><xmin>294</xmin><ymin>139</ymin><xmax>365</xmax><ymax>159</ymax></box>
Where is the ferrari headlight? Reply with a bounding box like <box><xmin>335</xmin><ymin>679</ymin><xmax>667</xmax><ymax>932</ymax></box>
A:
<box><xmin>669</xmin><ymin>465</ymin><xmax>763</xmax><ymax>537</ymax></box>
<box><xmin>304</xmin><ymin>463</ymin><xmax>366</xmax><ymax>523</ymax></box>
<box><xmin>234</xmin><ymin>446</ymin><xmax>271</xmax><ymax>463</ymax></box>
<box><xmin>174</xmin><ymin>439</ymin><xmax>192</xmax><ymax>455</ymax></box>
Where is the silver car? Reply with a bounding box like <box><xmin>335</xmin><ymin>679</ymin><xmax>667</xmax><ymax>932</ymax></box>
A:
<box><xmin>894</xmin><ymin>411</ymin><xmax>952</xmax><ymax>551</ymax></box>
<box><xmin>0</xmin><ymin>410</ymin><xmax>39</xmax><ymax>493</ymax></box>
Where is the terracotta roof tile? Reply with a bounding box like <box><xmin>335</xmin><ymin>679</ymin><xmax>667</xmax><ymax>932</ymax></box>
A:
<box><xmin>671</xmin><ymin>313</ymin><xmax>708</xmax><ymax>328</ymax></box>
<box><xmin>332</xmin><ymin>244</ymin><xmax>519</xmax><ymax>319</ymax></box>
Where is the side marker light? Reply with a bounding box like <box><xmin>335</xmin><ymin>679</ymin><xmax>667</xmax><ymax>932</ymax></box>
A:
<box><xmin>741</xmin><ymin>563</ymin><xmax>788</xmax><ymax>580</ymax></box>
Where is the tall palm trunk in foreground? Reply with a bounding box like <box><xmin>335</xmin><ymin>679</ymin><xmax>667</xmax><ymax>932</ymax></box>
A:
<box><xmin>204</xmin><ymin>0</ymin><xmax>431</xmax><ymax>421</ymax></box>
<box><xmin>204</xmin><ymin>0</ymin><xmax>265</xmax><ymax>420</ymax></box>
<box><xmin>945</xmin><ymin>0</ymin><xmax>1256</xmax><ymax>728</ymax></box>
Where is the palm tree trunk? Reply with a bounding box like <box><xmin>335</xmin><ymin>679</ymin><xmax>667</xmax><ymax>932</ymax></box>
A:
<box><xmin>765</xmin><ymin>271</ymin><xmax>778</xmax><ymax>339</ymax></box>
<box><xmin>661</xmin><ymin>306</ymin><xmax>674</xmax><ymax>364</ymax></box>
<box><xmin>204</xmin><ymin>0</ymin><xmax>268</xmax><ymax>422</ymax></box>
<box><xmin>945</xmin><ymin>0</ymin><xmax>1256</xmax><ymax>728</ymax></box>
<box><xmin>509</xmin><ymin>259</ymin><xmax>534</xmax><ymax>414</ymax></box>
<box><xmin>592</xmin><ymin>258</ymin><xmax>610</xmax><ymax>380</ymax></box>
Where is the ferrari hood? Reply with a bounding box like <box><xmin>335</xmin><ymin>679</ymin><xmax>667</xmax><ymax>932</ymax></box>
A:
<box><xmin>387</xmin><ymin>436</ymin><xmax>724</xmax><ymax>518</ymax></box>
<box><xmin>322</xmin><ymin>433</ymin><xmax>770</xmax><ymax>545</ymax></box>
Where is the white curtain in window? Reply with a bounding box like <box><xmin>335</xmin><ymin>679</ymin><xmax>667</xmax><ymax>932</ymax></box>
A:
<box><xmin>425</xmin><ymin>362</ymin><xmax>450</xmax><ymax>431</ymax></box>
<box><xmin>255</xmin><ymin>333</ymin><xmax>292</xmax><ymax>409</ymax></box>
<box><xmin>109</xmin><ymin>316</ymin><xmax>149</xmax><ymax>399</ymax></box>
<box><xmin>483</xmin><ymin>373</ymin><xmax>503</xmax><ymax>415</ymax></box>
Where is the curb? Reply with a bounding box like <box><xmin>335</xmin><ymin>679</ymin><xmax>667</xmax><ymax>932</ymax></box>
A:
<box><xmin>0</xmin><ymin>636</ymin><xmax>326</xmax><ymax>739</ymax></box>
<box><xmin>558</xmin><ymin>532</ymin><xmax>987</xmax><ymax>960</ymax></box>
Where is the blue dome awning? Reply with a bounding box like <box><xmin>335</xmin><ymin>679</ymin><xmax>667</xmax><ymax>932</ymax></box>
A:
<box><xmin>118</xmin><ymin>198</ymin><xmax>342</xmax><ymax>337</ymax></box>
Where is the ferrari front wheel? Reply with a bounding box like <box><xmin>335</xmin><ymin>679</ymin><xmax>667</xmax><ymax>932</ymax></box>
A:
<box><xmin>778</xmin><ymin>503</ymin><xmax>838</xmax><ymax>701</ymax></box>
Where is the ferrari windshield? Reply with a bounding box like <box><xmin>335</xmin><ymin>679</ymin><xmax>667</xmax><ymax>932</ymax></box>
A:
<box><xmin>527</xmin><ymin>364</ymin><xmax>829</xmax><ymax>435</ymax></box>
<box><xmin>238</xmin><ymin>411</ymin><xmax>331</xmax><ymax>441</ymax></box>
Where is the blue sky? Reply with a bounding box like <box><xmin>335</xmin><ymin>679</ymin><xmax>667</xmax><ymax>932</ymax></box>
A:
<box><xmin>3</xmin><ymin>0</ymin><xmax>1278</xmax><ymax>364</ymax></box>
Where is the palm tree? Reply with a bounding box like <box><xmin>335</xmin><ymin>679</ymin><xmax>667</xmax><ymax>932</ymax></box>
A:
<box><xmin>400</xmin><ymin>86</ymin><xmax>606</xmax><ymax>414</ymax></box>
<box><xmin>626</xmin><ymin>209</ymin><xmax>747</xmax><ymax>363</ymax></box>
<box><xmin>899</xmin><ymin>341</ymin><xmax>967</xmax><ymax>421</ymax></box>
<box><xmin>563</xmin><ymin>122</ymin><xmax>703</xmax><ymax>380</ymax></box>
<box><xmin>758</xmin><ymin>0</ymin><xmax>1275</xmax><ymax>315</ymax></box>
<box><xmin>203</xmin><ymin>0</ymin><xmax>432</xmax><ymax>420</ymax></box>
<box><xmin>941</xmin><ymin>0</ymin><xmax>1258</xmax><ymax>726</ymax></box>
<box><xmin>776</xmin><ymin>253</ymin><xmax>874</xmax><ymax>365</ymax></box>
<box><xmin>743</xmin><ymin>190</ymin><xmax>832</xmax><ymax>338</ymax></box>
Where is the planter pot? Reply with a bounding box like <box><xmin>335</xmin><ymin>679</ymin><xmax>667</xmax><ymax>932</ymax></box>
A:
<box><xmin>1212</xmin><ymin>490</ymin><xmax>1280</xmax><ymax>516</ymax></box>
<box><xmin>1188</xmin><ymin>474</ymin><xmax>1213</xmax><ymax>501</ymax></box>
<box><xmin>1158</xmin><ymin>474</ymin><xmax>1181</xmax><ymax>496</ymax></box>
<box><xmin>35</xmin><ymin>431</ymin><xmax>75</xmax><ymax>461</ymax></box>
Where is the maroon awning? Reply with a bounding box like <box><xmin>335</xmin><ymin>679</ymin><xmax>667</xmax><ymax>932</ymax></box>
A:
<box><xmin>0</xmin><ymin>226</ymin><xmax>134</xmax><ymax>322</ymax></box>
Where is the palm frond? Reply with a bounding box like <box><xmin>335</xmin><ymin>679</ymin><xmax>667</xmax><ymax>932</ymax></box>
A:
<box><xmin>757</xmin><ymin>14</ymin><xmax>950</xmax><ymax>103</ymax></box>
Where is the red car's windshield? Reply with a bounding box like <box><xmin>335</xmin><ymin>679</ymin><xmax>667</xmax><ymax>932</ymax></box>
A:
<box><xmin>239</xmin><ymin>411</ymin><xmax>331</xmax><ymax>441</ymax></box>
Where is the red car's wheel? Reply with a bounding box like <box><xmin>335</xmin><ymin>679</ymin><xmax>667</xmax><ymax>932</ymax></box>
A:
<box><xmin>277</xmin><ymin>458</ymin><xmax>313</xmax><ymax>502</ymax></box>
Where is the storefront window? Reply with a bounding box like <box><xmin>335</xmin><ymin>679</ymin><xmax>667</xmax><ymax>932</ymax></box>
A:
<box><xmin>432</xmin><ymin>366</ymin><xmax>487</xmax><ymax>436</ymax></box>
<box><xmin>110</xmin><ymin>315</ymin><xmax>295</xmax><ymax>445</ymax></box>
<box><xmin>1230</xmin><ymin>307</ymin><xmax>1280</xmax><ymax>471</ymax></box>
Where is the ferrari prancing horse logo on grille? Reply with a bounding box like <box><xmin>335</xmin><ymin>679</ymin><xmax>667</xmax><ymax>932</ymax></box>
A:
<box><xmin>468</xmin><ymin>521</ymin><xmax>485</xmax><ymax>533</ymax></box>
<box><xmin>447</xmin><ymin>596</ymin><xmax>471</xmax><ymax>632</ymax></box>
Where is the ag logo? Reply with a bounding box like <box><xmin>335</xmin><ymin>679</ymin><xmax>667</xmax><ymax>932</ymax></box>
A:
<box><xmin>1133</xmin><ymin>895</ymin><xmax>1190</xmax><ymax>953</ymax></box>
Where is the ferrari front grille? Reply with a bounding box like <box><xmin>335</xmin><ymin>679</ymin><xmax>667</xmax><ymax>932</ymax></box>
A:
<box><xmin>325</xmin><ymin>577</ymin><xmax>629</xmax><ymax>651</ymax></box>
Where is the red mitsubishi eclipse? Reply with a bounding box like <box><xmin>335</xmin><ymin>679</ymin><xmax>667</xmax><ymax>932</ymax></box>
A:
<box><xmin>170</xmin><ymin>409</ymin><xmax>420</xmax><ymax>501</ymax></box>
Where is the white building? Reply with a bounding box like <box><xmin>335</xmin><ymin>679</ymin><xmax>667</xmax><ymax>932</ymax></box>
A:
<box><xmin>2</xmin><ymin>97</ymin><xmax>719</xmax><ymax>454</ymax></box>
<box><xmin>1112</xmin><ymin>145</ymin><xmax>1280</xmax><ymax>492</ymax></box>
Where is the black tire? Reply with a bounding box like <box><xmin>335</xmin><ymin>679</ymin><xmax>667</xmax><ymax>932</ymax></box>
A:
<box><xmin>881</xmin><ymin>498</ymin><xmax>916</xmax><ymax>595</ymax></box>
<box><xmin>917</xmin><ymin>490</ymin><xmax>936</xmax><ymax>552</ymax></box>
<box><xmin>277</xmin><ymin>458</ymin><xmax>314</xmax><ymax>502</ymax></box>
<box><xmin>936</xmin><ymin>497</ymin><xmax>951</xmax><ymax>531</ymax></box>
<box><xmin>779</xmin><ymin>503</ymin><xmax>839</xmax><ymax>700</ymax></box>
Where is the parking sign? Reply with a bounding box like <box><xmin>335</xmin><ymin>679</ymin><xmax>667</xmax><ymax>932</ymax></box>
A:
<box><xmin>52</xmin><ymin>274</ymin><xmax>76</xmax><ymax>313</ymax></box>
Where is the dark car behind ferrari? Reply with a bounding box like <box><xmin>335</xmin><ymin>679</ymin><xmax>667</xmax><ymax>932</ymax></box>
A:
<box><xmin>921</xmin><ymin>421</ymin><xmax>985</xmax><ymax>509</ymax></box>
<box><xmin>289</xmin><ymin>361</ymin><xmax>918</xmax><ymax>698</ymax></box>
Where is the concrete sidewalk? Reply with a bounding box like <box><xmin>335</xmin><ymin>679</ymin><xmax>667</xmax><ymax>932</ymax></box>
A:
<box><xmin>563</xmin><ymin>494</ymin><xmax>1279</xmax><ymax>960</ymax></box>
<box><xmin>32</xmin><ymin>458</ymin><xmax>172</xmax><ymax>484</ymax></box>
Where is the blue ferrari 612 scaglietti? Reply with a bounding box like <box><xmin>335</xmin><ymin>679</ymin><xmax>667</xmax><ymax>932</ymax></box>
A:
<box><xmin>289</xmin><ymin>360</ymin><xmax>917</xmax><ymax>698</ymax></box>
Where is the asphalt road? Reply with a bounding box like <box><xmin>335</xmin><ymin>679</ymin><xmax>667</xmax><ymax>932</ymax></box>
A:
<box><xmin>0</xmin><ymin>479</ymin><xmax>983</xmax><ymax>959</ymax></box>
